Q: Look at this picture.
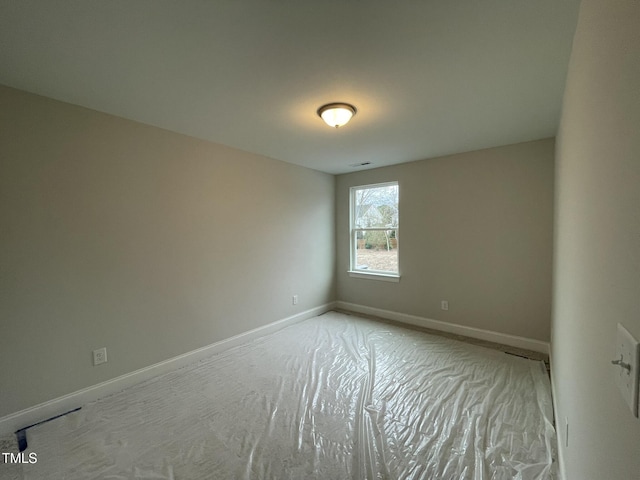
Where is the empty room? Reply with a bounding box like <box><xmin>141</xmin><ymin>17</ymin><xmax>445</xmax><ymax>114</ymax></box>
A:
<box><xmin>1</xmin><ymin>1</ymin><xmax>639</xmax><ymax>479</ymax></box>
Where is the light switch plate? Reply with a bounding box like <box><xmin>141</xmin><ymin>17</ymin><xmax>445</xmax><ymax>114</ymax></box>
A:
<box><xmin>614</xmin><ymin>324</ymin><xmax>639</xmax><ymax>417</ymax></box>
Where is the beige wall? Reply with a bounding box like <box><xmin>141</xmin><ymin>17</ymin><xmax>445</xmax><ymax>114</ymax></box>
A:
<box><xmin>0</xmin><ymin>85</ymin><xmax>335</xmax><ymax>418</ymax></box>
<box><xmin>552</xmin><ymin>1</ymin><xmax>640</xmax><ymax>478</ymax></box>
<box><xmin>336</xmin><ymin>139</ymin><xmax>554</xmax><ymax>342</ymax></box>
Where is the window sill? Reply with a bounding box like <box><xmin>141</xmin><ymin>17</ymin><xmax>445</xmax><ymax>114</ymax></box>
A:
<box><xmin>348</xmin><ymin>271</ymin><xmax>400</xmax><ymax>282</ymax></box>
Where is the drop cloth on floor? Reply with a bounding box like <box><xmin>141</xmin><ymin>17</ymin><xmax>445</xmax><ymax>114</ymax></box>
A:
<box><xmin>7</xmin><ymin>311</ymin><xmax>556</xmax><ymax>479</ymax></box>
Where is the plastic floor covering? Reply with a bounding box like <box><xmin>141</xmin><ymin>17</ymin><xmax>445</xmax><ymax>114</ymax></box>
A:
<box><xmin>2</xmin><ymin>311</ymin><xmax>557</xmax><ymax>479</ymax></box>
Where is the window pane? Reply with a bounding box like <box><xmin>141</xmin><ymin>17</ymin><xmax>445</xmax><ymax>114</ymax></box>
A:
<box><xmin>355</xmin><ymin>230</ymin><xmax>398</xmax><ymax>273</ymax></box>
<box><xmin>354</xmin><ymin>184</ymin><xmax>399</xmax><ymax>228</ymax></box>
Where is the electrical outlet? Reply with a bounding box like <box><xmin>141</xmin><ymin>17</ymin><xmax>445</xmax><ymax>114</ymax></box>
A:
<box><xmin>292</xmin><ymin>295</ymin><xmax>298</xmax><ymax>305</ymax></box>
<box><xmin>93</xmin><ymin>347</ymin><xmax>107</xmax><ymax>366</ymax></box>
<box><xmin>441</xmin><ymin>300</ymin><xmax>449</xmax><ymax>311</ymax></box>
<box><xmin>613</xmin><ymin>323</ymin><xmax>639</xmax><ymax>416</ymax></box>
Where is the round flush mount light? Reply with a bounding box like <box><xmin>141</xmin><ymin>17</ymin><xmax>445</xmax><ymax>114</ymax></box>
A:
<box><xmin>317</xmin><ymin>102</ymin><xmax>357</xmax><ymax>128</ymax></box>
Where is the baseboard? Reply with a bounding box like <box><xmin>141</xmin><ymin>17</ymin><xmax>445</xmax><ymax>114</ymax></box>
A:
<box><xmin>336</xmin><ymin>301</ymin><xmax>550</xmax><ymax>355</ymax></box>
<box><xmin>0</xmin><ymin>302</ymin><xmax>336</xmax><ymax>437</ymax></box>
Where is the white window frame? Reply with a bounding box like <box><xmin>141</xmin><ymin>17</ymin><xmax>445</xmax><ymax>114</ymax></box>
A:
<box><xmin>348</xmin><ymin>181</ymin><xmax>400</xmax><ymax>282</ymax></box>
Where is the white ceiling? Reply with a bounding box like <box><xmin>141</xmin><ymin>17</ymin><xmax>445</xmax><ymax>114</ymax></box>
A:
<box><xmin>0</xmin><ymin>1</ymin><xmax>581</xmax><ymax>174</ymax></box>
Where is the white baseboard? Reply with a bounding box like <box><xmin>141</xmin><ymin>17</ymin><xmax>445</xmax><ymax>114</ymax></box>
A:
<box><xmin>336</xmin><ymin>301</ymin><xmax>550</xmax><ymax>355</ymax></box>
<box><xmin>0</xmin><ymin>302</ymin><xmax>336</xmax><ymax>437</ymax></box>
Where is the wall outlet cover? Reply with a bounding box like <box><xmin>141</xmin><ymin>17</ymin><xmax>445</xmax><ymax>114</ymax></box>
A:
<box><xmin>93</xmin><ymin>347</ymin><xmax>108</xmax><ymax>366</ymax></box>
<box><xmin>614</xmin><ymin>323</ymin><xmax>639</xmax><ymax>417</ymax></box>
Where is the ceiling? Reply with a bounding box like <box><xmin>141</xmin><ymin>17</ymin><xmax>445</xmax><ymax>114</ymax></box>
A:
<box><xmin>0</xmin><ymin>1</ymin><xmax>581</xmax><ymax>174</ymax></box>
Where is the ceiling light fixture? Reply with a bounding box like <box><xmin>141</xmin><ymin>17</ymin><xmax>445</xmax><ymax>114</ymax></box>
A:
<box><xmin>317</xmin><ymin>103</ymin><xmax>357</xmax><ymax>128</ymax></box>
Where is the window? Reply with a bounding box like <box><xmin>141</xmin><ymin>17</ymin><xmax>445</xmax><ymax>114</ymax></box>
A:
<box><xmin>349</xmin><ymin>182</ymin><xmax>399</xmax><ymax>279</ymax></box>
